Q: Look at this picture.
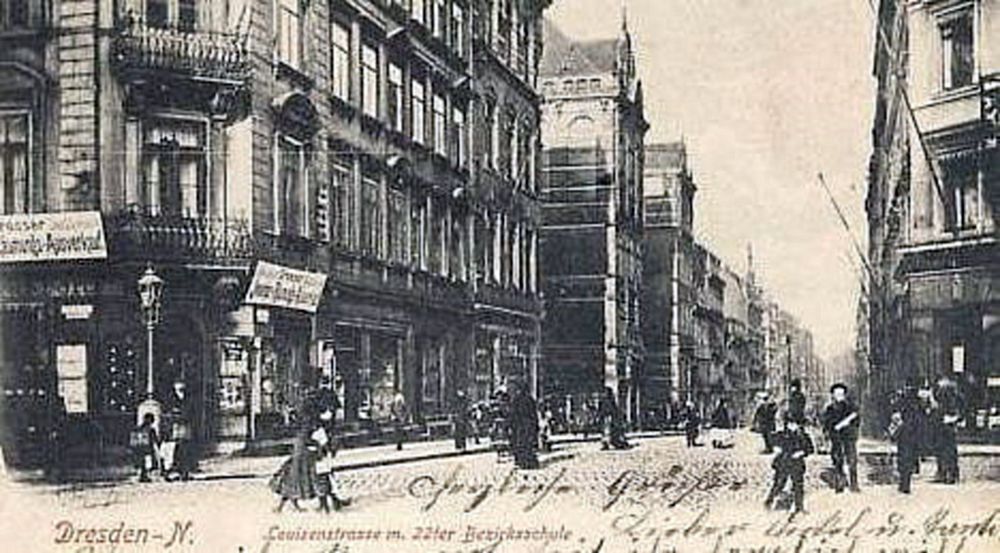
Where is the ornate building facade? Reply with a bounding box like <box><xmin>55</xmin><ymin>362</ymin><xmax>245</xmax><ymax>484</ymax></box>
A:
<box><xmin>0</xmin><ymin>0</ymin><xmax>548</xmax><ymax>467</ymax></box>
<box><xmin>538</xmin><ymin>17</ymin><xmax>647</xmax><ymax>424</ymax></box>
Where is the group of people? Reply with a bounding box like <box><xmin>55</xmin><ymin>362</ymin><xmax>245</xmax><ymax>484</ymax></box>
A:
<box><xmin>889</xmin><ymin>376</ymin><xmax>963</xmax><ymax>494</ymax></box>
<box><xmin>130</xmin><ymin>381</ymin><xmax>198</xmax><ymax>483</ymax></box>
<box><xmin>269</xmin><ymin>376</ymin><xmax>352</xmax><ymax>513</ymax></box>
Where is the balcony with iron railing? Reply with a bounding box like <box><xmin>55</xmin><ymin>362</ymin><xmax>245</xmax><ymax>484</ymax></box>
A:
<box><xmin>111</xmin><ymin>14</ymin><xmax>250</xmax><ymax>83</ymax></box>
<box><xmin>106</xmin><ymin>210</ymin><xmax>256</xmax><ymax>266</ymax></box>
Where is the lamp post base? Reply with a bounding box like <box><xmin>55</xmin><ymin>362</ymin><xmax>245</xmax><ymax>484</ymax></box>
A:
<box><xmin>137</xmin><ymin>398</ymin><xmax>163</xmax><ymax>429</ymax></box>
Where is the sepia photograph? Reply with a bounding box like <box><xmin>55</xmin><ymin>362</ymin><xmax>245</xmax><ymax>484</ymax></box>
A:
<box><xmin>0</xmin><ymin>0</ymin><xmax>998</xmax><ymax>551</ymax></box>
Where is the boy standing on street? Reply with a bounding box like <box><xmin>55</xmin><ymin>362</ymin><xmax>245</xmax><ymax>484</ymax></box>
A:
<box><xmin>764</xmin><ymin>413</ymin><xmax>815</xmax><ymax>515</ymax></box>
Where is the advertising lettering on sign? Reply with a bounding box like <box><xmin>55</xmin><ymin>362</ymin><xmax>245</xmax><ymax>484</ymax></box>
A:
<box><xmin>244</xmin><ymin>261</ymin><xmax>328</xmax><ymax>313</ymax></box>
<box><xmin>0</xmin><ymin>212</ymin><xmax>107</xmax><ymax>263</ymax></box>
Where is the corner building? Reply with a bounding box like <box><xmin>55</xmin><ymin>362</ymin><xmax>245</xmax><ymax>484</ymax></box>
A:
<box><xmin>0</xmin><ymin>0</ymin><xmax>548</xmax><ymax>466</ymax></box>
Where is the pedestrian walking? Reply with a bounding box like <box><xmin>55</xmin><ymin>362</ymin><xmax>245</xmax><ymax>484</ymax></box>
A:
<box><xmin>130</xmin><ymin>413</ymin><xmax>160</xmax><ymax>483</ymax></box>
<box><xmin>598</xmin><ymin>387</ymin><xmax>630</xmax><ymax>450</ymax></box>
<box><xmin>891</xmin><ymin>379</ymin><xmax>924</xmax><ymax>494</ymax></box>
<box><xmin>453</xmin><ymin>389</ymin><xmax>469</xmax><ymax>451</ymax></box>
<box><xmin>822</xmin><ymin>383</ymin><xmax>860</xmax><ymax>493</ymax></box>
<box><xmin>753</xmin><ymin>394</ymin><xmax>778</xmax><ymax>453</ymax></box>
<box><xmin>710</xmin><ymin>398</ymin><xmax>735</xmax><ymax>449</ymax></box>
<box><xmin>311</xmin><ymin>420</ymin><xmax>351</xmax><ymax>513</ymax></box>
<box><xmin>508</xmin><ymin>381</ymin><xmax>539</xmax><ymax>469</ymax></box>
<box><xmin>390</xmin><ymin>391</ymin><xmax>408</xmax><ymax>451</ymax></box>
<box><xmin>269</xmin><ymin>426</ymin><xmax>317</xmax><ymax>513</ymax></box>
<box><xmin>788</xmin><ymin>379</ymin><xmax>806</xmax><ymax>424</ymax></box>
<box><xmin>683</xmin><ymin>400</ymin><xmax>702</xmax><ymax>447</ymax></box>
<box><xmin>933</xmin><ymin>376</ymin><xmax>961</xmax><ymax>484</ymax></box>
<box><xmin>764</xmin><ymin>413</ymin><xmax>814</xmax><ymax>515</ymax></box>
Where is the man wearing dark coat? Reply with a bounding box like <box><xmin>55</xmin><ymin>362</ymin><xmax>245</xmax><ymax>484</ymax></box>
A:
<box><xmin>788</xmin><ymin>379</ymin><xmax>807</xmax><ymax>424</ymax></box>
<box><xmin>822</xmin><ymin>383</ymin><xmax>860</xmax><ymax>493</ymax></box>
<box><xmin>453</xmin><ymin>390</ymin><xmax>469</xmax><ymax>451</ymax></box>
<box><xmin>892</xmin><ymin>380</ymin><xmax>924</xmax><ymax>494</ymax></box>
<box><xmin>764</xmin><ymin>413</ymin><xmax>814</xmax><ymax>514</ymax></box>
<box><xmin>932</xmin><ymin>376</ymin><xmax>962</xmax><ymax>484</ymax></box>
<box><xmin>598</xmin><ymin>387</ymin><xmax>630</xmax><ymax>450</ymax></box>
<box><xmin>165</xmin><ymin>381</ymin><xmax>196</xmax><ymax>480</ymax></box>
<box><xmin>753</xmin><ymin>395</ymin><xmax>778</xmax><ymax>453</ymax></box>
<box><xmin>683</xmin><ymin>400</ymin><xmax>702</xmax><ymax>447</ymax></box>
<box><xmin>508</xmin><ymin>382</ymin><xmax>539</xmax><ymax>469</ymax></box>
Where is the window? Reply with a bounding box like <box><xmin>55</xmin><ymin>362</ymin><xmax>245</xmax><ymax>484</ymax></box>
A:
<box><xmin>361</xmin><ymin>43</ymin><xmax>379</xmax><ymax>118</ymax></box>
<box><xmin>0</xmin><ymin>112</ymin><xmax>29</xmax><ymax>215</ymax></box>
<box><xmin>941</xmin><ymin>11</ymin><xmax>974</xmax><ymax>90</ymax></box>
<box><xmin>0</xmin><ymin>0</ymin><xmax>29</xmax><ymax>28</ymax></box>
<box><xmin>412</xmin><ymin>77</ymin><xmax>426</xmax><ymax>144</ymax></box>
<box><xmin>332</xmin><ymin>21</ymin><xmax>351</xmax><ymax>101</ymax></box>
<box><xmin>410</xmin><ymin>192</ymin><xmax>425</xmax><ymax>268</ymax></box>
<box><xmin>496</xmin><ymin>0</ymin><xmax>511</xmax><ymax>60</ymax></box>
<box><xmin>499</xmin><ymin>113</ymin><xmax>513</xmax><ymax>178</ymax></box>
<box><xmin>451</xmin><ymin>104</ymin><xmax>466</xmax><ymax>168</ymax></box>
<box><xmin>388</xmin><ymin>187</ymin><xmax>407</xmax><ymax>264</ymax></box>
<box><xmin>331</xmin><ymin>155</ymin><xmax>353</xmax><ymax>247</ymax></box>
<box><xmin>141</xmin><ymin>119</ymin><xmax>207</xmax><ymax>218</ymax></box>
<box><xmin>178</xmin><ymin>0</ymin><xmax>196</xmax><ymax>31</ymax></box>
<box><xmin>147</xmin><ymin>0</ymin><xmax>169</xmax><ymax>28</ymax></box>
<box><xmin>451</xmin><ymin>3</ymin><xmax>465</xmax><ymax>57</ymax></box>
<box><xmin>388</xmin><ymin>62</ymin><xmax>404</xmax><ymax>133</ymax></box>
<box><xmin>517</xmin><ymin>125</ymin><xmax>530</xmax><ymax>187</ymax></box>
<box><xmin>276</xmin><ymin>135</ymin><xmax>307</xmax><ymax>236</ymax></box>
<box><xmin>412</xmin><ymin>0</ymin><xmax>426</xmax><ymax>26</ymax></box>
<box><xmin>434</xmin><ymin>0</ymin><xmax>447</xmax><ymax>40</ymax></box>
<box><xmin>277</xmin><ymin>0</ymin><xmax>303</xmax><ymax>68</ymax></box>
<box><xmin>360</xmin><ymin>172</ymin><xmax>381</xmax><ymax>256</ymax></box>
<box><xmin>433</xmin><ymin>92</ymin><xmax>447</xmax><ymax>156</ymax></box>
<box><xmin>945</xmin><ymin>170</ymin><xmax>979</xmax><ymax>230</ymax></box>
<box><xmin>429</xmin><ymin>199</ymin><xmax>445</xmax><ymax>275</ymax></box>
<box><xmin>484</xmin><ymin>99</ymin><xmax>496</xmax><ymax>169</ymax></box>
<box><xmin>450</xmin><ymin>213</ymin><xmax>465</xmax><ymax>280</ymax></box>
<box><xmin>315</xmin><ymin>177</ymin><xmax>330</xmax><ymax>242</ymax></box>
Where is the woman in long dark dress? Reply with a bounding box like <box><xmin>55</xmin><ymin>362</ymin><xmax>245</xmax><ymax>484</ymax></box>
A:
<box><xmin>509</xmin><ymin>382</ymin><xmax>539</xmax><ymax>469</ymax></box>
<box><xmin>270</xmin><ymin>427</ymin><xmax>317</xmax><ymax>512</ymax></box>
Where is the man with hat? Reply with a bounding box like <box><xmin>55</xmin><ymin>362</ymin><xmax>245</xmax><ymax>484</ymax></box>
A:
<box><xmin>822</xmin><ymin>383</ymin><xmax>860</xmax><ymax>493</ymax></box>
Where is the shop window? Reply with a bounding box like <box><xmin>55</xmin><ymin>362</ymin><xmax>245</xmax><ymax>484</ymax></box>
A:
<box><xmin>275</xmin><ymin>134</ymin><xmax>308</xmax><ymax>236</ymax></box>
<box><xmin>370</xmin><ymin>334</ymin><xmax>400</xmax><ymax>421</ymax></box>
<box><xmin>359</xmin><ymin>172</ymin><xmax>381</xmax><ymax>256</ymax></box>
<box><xmin>141</xmin><ymin>118</ymin><xmax>208</xmax><ymax>218</ymax></box>
<box><xmin>331</xmin><ymin>154</ymin><xmax>353</xmax><ymax>248</ymax></box>
<box><xmin>941</xmin><ymin>10</ymin><xmax>974</xmax><ymax>91</ymax></box>
<box><xmin>0</xmin><ymin>112</ymin><xmax>30</xmax><ymax>215</ymax></box>
<box><xmin>178</xmin><ymin>0</ymin><xmax>196</xmax><ymax>31</ymax></box>
<box><xmin>421</xmin><ymin>342</ymin><xmax>445</xmax><ymax>415</ymax></box>
<box><xmin>412</xmin><ymin>77</ymin><xmax>426</xmax><ymax>144</ymax></box>
<box><xmin>331</xmin><ymin>20</ymin><xmax>351</xmax><ymax>101</ymax></box>
<box><xmin>388</xmin><ymin>62</ymin><xmax>404</xmax><ymax>133</ymax></box>
<box><xmin>276</xmin><ymin>0</ymin><xmax>303</xmax><ymax>69</ymax></box>
<box><xmin>104</xmin><ymin>341</ymin><xmax>140</xmax><ymax>414</ymax></box>
<box><xmin>361</xmin><ymin>43</ymin><xmax>379</xmax><ymax>119</ymax></box>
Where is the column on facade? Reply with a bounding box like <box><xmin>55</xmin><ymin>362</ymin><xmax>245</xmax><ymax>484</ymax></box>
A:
<box><xmin>124</xmin><ymin>117</ymin><xmax>141</xmax><ymax>207</ymax></box>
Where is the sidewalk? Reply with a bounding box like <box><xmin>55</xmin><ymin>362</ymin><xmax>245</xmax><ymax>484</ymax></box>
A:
<box><xmin>195</xmin><ymin>430</ymin><xmax>672</xmax><ymax>482</ymax></box>
<box><xmin>856</xmin><ymin>437</ymin><xmax>1000</xmax><ymax>457</ymax></box>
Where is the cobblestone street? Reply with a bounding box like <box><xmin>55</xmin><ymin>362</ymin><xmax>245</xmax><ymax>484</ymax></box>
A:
<box><xmin>5</xmin><ymin>431</ymin><xmax>998</xmax><ymax>552</ymax></box>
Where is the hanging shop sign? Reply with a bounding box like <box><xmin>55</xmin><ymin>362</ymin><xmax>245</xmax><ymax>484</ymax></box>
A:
<box><xmin>244</xmin><ymin>261</ymin><xmax>327</xmax><ymax>313</ymax></box>
<box><xmin>0</xmin><ymin>212</ymin><xmax>107</xmax><ymax>263</ymax></box>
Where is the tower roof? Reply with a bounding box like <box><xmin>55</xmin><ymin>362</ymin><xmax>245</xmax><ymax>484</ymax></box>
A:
<box><xmin>540</xmin><ymin>18</ymin><xmax>621</xmax><ymax>77</ymax></box>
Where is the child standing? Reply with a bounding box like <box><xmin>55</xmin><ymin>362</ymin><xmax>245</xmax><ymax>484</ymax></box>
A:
<box><xmin>764</xmin><ymin>413</ymin><xmax>814</xmax><ymax>514</ymax></box>
<box><xmin>131</xmin><ymin>413</ymin><xmax>160</xmax><ymax>483</ymax></box>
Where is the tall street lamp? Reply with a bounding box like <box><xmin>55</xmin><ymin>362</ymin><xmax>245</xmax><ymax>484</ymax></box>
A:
<box><xmin>785</xmin><ymin>335</ymin><xmax>793</xmax><ymax>400</ymax></box>
<box><xmin>136</xmin><ymin>266</ymin><xmax>164</xmax><ymax>426</ymax></box>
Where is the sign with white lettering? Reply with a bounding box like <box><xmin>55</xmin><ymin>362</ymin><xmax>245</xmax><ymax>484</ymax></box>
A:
<box><xmin>0</xmin><ymin>212</ymin><xmax>107</xmax><ymax>263</ymax></box>
<box><xmin>244</xmin><ymin>261</ymin><xmax>327</xmax><ymax>313</ymax></box>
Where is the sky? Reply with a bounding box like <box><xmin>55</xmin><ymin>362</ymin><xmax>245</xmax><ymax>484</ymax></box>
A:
<box><xmin>546</xmin><ymin>0</ymin><xmax>876</xmax><ymax>359</ymax></box>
